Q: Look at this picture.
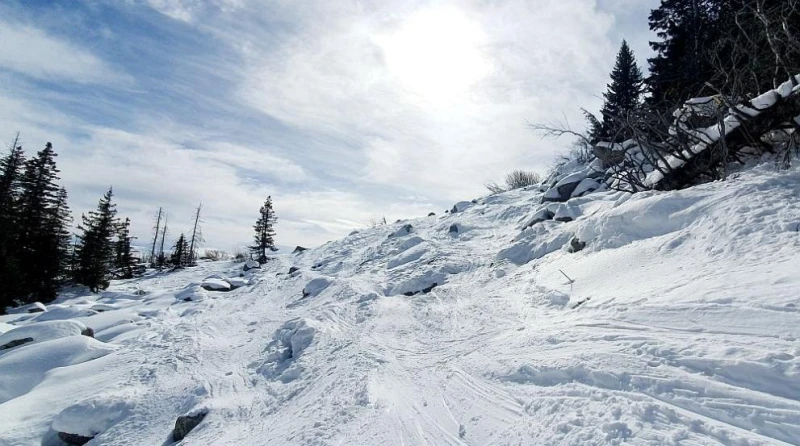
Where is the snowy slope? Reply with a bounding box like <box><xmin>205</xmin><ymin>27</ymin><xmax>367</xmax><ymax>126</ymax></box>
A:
<box><xmin>1</xmin><ymin>163</ymin><xmax>800</xmax><ymax>445</ymax></box>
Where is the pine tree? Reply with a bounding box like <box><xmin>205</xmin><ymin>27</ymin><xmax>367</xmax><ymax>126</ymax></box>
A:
<box><xmin>16</xmin><ymin>142</ymin><xmax>69</xmax><ymax>302</ymax></box>
<box><xmin>647</xmin><ymin>0</ymin><xmax>724</xmax><ymax>107</ymax></box>
<box><xmin>188</xmin><ymin>203</ymin><xmax>203</xmax><ymax>266</ymax></box>
<box><xmin>114</xmin><ymin>217</ymin><xmax>137</xmax><ymax>279</ymax></box>
<box><xmin>597</xmin><ymin>41</ymin><xmax>644</xmax><ymax>143</ymax></box>
<box><xmin>170</xmin><ymin>233</ymin><xmax>190</xmax><ymax>268</ymax></box>
<box><xmin>75</xmin><ymin>188</ymin><xmax>118</xmax><ymax>292</ymax></box>
<box><xmin>250</xmin><ymin>196</ymin><xmax>277</xmax><ymax>264</ymax></box>
<box><xmin>42</xmin><ymin>187</ymin><xmax>73</xmax><ymax>291</ymax></box>
<box><xmin>0</xmin><ymin>134</ymin><xmax>26</xmax><ymax>310</ymax></box>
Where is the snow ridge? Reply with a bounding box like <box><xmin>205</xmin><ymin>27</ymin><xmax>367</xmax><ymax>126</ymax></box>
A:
<box><xmin>1</xmin><ymin>163</ymin><xmax>800</xmax><ymax>445</ymax></box>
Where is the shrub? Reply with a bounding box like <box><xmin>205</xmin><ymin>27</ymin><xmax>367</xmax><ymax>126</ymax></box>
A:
<box><xmin>504</xmin><ymin>170</ymin><xmax>541</xmax><ymax>189</ymax></box>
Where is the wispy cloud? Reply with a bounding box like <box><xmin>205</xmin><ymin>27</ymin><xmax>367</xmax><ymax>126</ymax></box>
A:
<box><xmin>0</xmin><ymin>21</ymin><xmax>129</xmax><ymax>85</ymax></box>
<box><xmin>1</xmin><ymin>0</ymin><xmax>659</xmax><ymax>250</ymax></box>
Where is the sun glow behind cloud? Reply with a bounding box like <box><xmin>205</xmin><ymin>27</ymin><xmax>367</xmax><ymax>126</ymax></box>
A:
<box><xmin>376</xmin><ymin>6</ymin><xmax>491</xmax><ymax>104</ymax></box>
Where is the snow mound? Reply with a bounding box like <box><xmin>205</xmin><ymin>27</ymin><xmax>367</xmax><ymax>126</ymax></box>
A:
<box><xmin>0</xmin><ymin>320</ymin><xmax>90</xmax><ymax>351</ymax></box>
<box><xmin>302</xmin><ymin>277</ymin><xmax>331</xmax><ymax>298</ymax></box>
<box><xmin>0</xmin><ymin>336</ymin><xmax>116</xmax><ymax>403</ymax></box>
<box><xmin>31</xmin><ymin>305</ymin><xmax>98</xmax><ymax>322</ymax></box>
<box><xmin>258</xmin><ymin>318</ymin><xmax>320</xmax><ymax>382</ymax></box>
<box><xmin>201</xmin><ymin>277</ymin><xmax>232</xmax><ymax>291</ymax></box>
<box><xmin>52</xmin><ymin>397</ymin><xmax>135</xmax><ymax>440</ymax></box>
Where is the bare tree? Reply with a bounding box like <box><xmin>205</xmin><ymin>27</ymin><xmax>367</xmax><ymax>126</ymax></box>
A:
<box><xmin>188</xmin><ymin>203</ymin><xmax>203</xmax><ymax>266</ymax></box>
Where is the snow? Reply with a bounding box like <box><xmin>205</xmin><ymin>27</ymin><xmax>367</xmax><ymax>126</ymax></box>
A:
<box><xmin>0</xmin><ymin>319</ymin><xmax>89</xmax><ymax>350</ymax></box>
<box><xmin>201</xmin><ymin>277</ymin><xmax>232</xmax><ymax>291</ymax></box>
<box><xmin>1</xmin><ymin>162</ymin><xmax>800</xmax><ymax>444</ymax></box>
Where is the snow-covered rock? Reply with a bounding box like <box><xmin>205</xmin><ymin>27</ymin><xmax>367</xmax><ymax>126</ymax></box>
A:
<box><xmin>52</xmin><ymin>398</ymin><xmax>135</xmax><ymax>444</ymax></box>
<box><xmin>4</xmin><ymin>301</ymin><xmax>47</xmax><ymax>314</ymax></box>
<box><xmin>243</xmin><ymin>259</ymin><xmax>261</xmax><ymax>271</ymax></box>
<box><xmin>201</xmin><ymin>277</ymin><xmax>232</xmax><ymax>291</ymax></box>
<box><xmin>0</xmin><ymin>320</ymin><xmax>91</xmax><ymax>351</ymax></box>
<box><xmin>31</xmin><ymin>305</ymin><xmax>98</xmax><ymax>322</ymax></box>
<box><xmin>451</xmin><ymin>201</ymin><xmax>473</xmax><ymax>213</ymax></box>
<box><xmin>302</xmin><ymin>277</ymin><xmax>331</xmax><ymax>298</ymax></box>
<box><xmin>0</xmin><ymin>336</ymin><xmax>116</xmax><ymax>403</ymax></box>
<box><xmin>388</xmin><ymin>223</ymin><xmax>413</xmax><ymax>238</ymax></box>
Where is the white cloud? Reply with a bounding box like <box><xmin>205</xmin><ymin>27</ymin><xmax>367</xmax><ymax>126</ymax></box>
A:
<box><xmin>236</xmin><ymin>0</ymin><xmax>620</xmax><ymax>200</ymax></box>
<box><xmin>0</xmin><ymin>21</ymin><xmax>128</xmax><ymax>85</ymax></box>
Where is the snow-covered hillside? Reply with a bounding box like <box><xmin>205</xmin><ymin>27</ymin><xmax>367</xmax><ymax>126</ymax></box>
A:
<box><xmin>2</xmin><ymin>163</ymin><xmax>800</xmax><ymax>446</ymax></box>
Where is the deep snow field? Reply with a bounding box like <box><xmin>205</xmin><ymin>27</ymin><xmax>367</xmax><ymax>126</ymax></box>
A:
<box><xmin>1</xmin><ymin>163</ymin><xmax>800</xmax><ymax>446</ymax></box>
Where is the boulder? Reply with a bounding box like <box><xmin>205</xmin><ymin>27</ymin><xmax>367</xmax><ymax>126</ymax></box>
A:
<box><xmin>451</xmin><ymin>201</ymin><xmax>473</xmax><ymax>213</ymax></box>
<box><xmin>173</xmin><ymin>410</ymin><xmax>208</xmax><ymax>442</ymax></box>
<box><xmin>428</xmin><ymin>212</ymin><xmax>436</xmax><ymax>217</ymax></box>
<box><xmin>0</xmin><ymin>337</ymin><xmax>33</xmax><ymax>351</ymax></box>
<box><xmin>302</xmin><ymin>277</ymin><xmax>331</xmax><ymax>298</ymax></box>
<box><xmin>201</xmin><ymin>277</ymin><xmax>232</xmax><ymax>292</ymax></box>
<box><xmin>388</xmin><ymin>224</ymin><xmax>413</xmax><ymax>238</ymax></box>
<box><xmin>448</xmin><ymin>224</ymin><xmax>459</xmax><ymax>234</ymax></box>
<box><xmin>57</xmin><ymin>431</ymin><xmax>94</xmax><ymax>445</ymax></box>
<box><xmin>293</xmin><ymin>246</ymin><xmax>307</xmax><ymax>254</ymax></box>
<box><xmin>288</xmin><ymin>266</ymin><xmax>300</xmax><ymax>275</ymax></box>
<box><xmin>243</xmin><ymin>260</ymin><xmax>260</xmax><ymax>271</ymax></box>
<box><xmin>568</xmin><ymin>237</ymin><xmax>586</xmax><ymax>253</ymax></box>
<box><xmin>524</xmin><ymin>208</ymin><xmax>554</xmax><ymax>228</ymax></box>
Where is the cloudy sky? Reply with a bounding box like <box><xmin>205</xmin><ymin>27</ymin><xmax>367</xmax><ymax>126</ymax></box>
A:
<box><xmin>0</xmin><ymin>0</ymin><xmax>658</xmax><ymax>251</ymax></box>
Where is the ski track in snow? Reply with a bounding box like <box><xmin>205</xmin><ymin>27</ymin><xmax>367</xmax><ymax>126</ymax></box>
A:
<box><xmin>1</xmin><ymin>163</ymin><xmax>800</xmax><ymax>445</ymax></box>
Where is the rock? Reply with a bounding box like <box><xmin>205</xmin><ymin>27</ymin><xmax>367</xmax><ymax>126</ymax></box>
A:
<box><xmin>243</xmin><ymin>260</ymin><xmax>260</xmax><ymax>271</ymax></box>
<box><xmin>58</xmin><ymin>431</ymin><xmax>94</xmax><ymax>445</ymax></box>
<box><xmin>288</xmin><ymin>266</ymin><xmax>300</xmax><ymax>274</ymax></box>
<box><xmin>451</xmin><ymin>201</ymin><xmax>473</xmax><ymax>213</ymax></box>
<box><xmin>133</xmin><ymin>289</ymin><xmax>147</xmax><ymax>296</ymax></box>
<box><xmin>302</xmin><ymin>277</ymin><xmax>331</xmax><ymax>298</ymax></box>
<box><xmin>0</xmin><ymin>337</ymin><xmax>33</xmax><ymax>351</ymax></box>
<box><xmin>449</xmin><ymin>224</ymin><xmax>459</xmax><ymax>234</ymax></box>
<box><xmin>81</xmin><ymin>327</ymin><xmax>95</xmax><ymax>338</ymax></box>
<box><xmin>524</xmin><ymin>208</ymin><xmax>555</xmax><ymax>228</ymax></box>
<box><xmin>553</xmin><ymin>204</ymin><xmax>580</xmax><ymax>223</ymax></box>
<box><xmin>172</xmin><ymin>410</ymin><xmax>208</xmax><ymax>442</ymax></box>
<box><xmin>571</xmin><ymin>178</ymin><xmax>601</xmax><ymax>198</ymax></box>
<box><xmin>428</xmin><ymin>212</ymin><xmax>436</xmax><ymax>217</ymax></box>
<box><xmin>388</xmin><ymin>224</ymin><xmax>413</xmax><ymax>238</ymax></box>
<box><xmin>201</xmin><ymin>277</ymin><xmax>232</xmax><ymax>292</ymax></box>
<box><xmin>293</xmin><ymin>246</ymin><xmax>307</xmax><ymax>254</ymax></box>
<box><xmin>28</xmin><ymin>302</ymin><xmax>47</xmax><ymax>313</ymax></box>
<box><xmin>5</xmin><ymin>302</ymin><xmax>47</xmax><ymax>314</ymax></box>
<box><xmin>568</xmin><ymin>237</ymin><xmax>586</xmax><ymax>253</ymax></box>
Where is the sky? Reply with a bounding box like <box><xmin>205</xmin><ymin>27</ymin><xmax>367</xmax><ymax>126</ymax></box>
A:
<box><xmin>0</xmin><ymin>0</ymin><xmax>659</xmax><ymax>251</ymax></box>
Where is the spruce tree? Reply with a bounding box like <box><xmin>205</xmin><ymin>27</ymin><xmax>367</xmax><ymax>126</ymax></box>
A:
<box><xmin>250</xmin><ymin>196</ymin><xmax>277</xmax><ymax>264</ymax></box>
<box><xmin>647</xmin><ymin>0</ymin><xmax>724</xmax><ymax>107</ymax></box>
<box><xmin>16</xmin><ymin>142</ymin><xmax>69</xmax><ymax>302</ymax></box>
<box><xmin>114</xmin><ymin>217</ymin><xmax>137</xmax><ymax>279</ymax></box>
<box><xmin>75</xmin><ymin>188</ymin><xmax>118</xmax><ymax>292</ymax></box>
<box><xmin>597</xmin><ymin>41</ymin><xmax>643</xmax><ymax>143</ymax></box>
<box><xmin>170</xmin><ymin>233</ymin><xmax>190</xmax><ymax>268</ymax></box>
<box><xmin>0</xmin><ymin>135</ymin><xmax>26</xmax><ymax>310</ymax></box>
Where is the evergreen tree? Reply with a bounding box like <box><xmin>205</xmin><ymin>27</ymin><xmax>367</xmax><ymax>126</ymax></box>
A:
<box><xmin>0</xmin><ymin>134</ymin><xmax>26</xmax><ymax>310</ymax></box>
<box><xmin>170</xmin><ymin>233</ymin><xmax>190</xmax><ymax>268</ymax></box>
<box><xmin>75</xmin><ymin>188</ymin><xmax>118</xmax><ymax>292</ymax></box>
<box><xmin>597</xmin><ymin>41</ymin><xmax>644</xmax><ymax>143</ymax></box>
<box><xmin>647</xmin><ymin>0</ymin><xmax>724</xmax><ymax>107</ymax></box>
<box><xmin>114</xmin><ymin>217</ymin><xmax>137</xmax><ymax>279</ymax></box>
<box><xmin>16</xmin><ymin>142</ymin><xmax>69</xmax><ymax>301</ymax></box>
<box><xmin>250</xmin><ymin>196</ymin><xmax>277</xmax><ymax>264</ymax></box>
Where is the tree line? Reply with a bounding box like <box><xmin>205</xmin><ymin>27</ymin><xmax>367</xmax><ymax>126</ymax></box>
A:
<box><xmin>540</xmin><ymin>0</ymin><xmax>800</xmax><ymax>190</ymax></box>
<box><xmin>0</xmin><ymin>135</ymin><xmax>280</xmax><ymax>313</ymax></box>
